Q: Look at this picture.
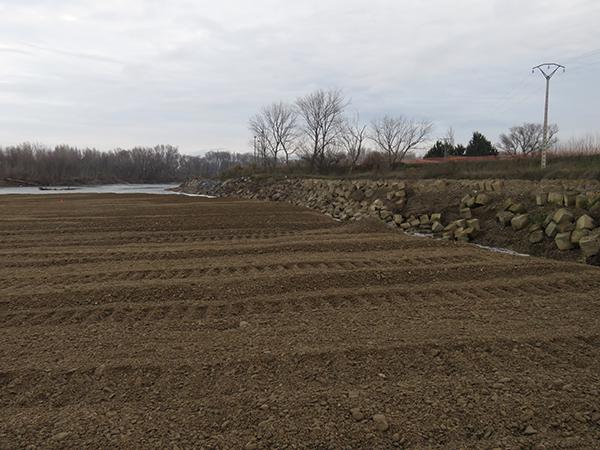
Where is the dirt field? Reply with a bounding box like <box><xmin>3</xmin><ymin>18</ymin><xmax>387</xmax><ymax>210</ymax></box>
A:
<box><xmin>1</xmin><ymin>194</ymin><xmax>600</xmax><ymax>449</ymax></box>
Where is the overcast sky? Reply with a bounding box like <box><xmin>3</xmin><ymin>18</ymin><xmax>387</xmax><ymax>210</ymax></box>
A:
<box><xmin>1</xmin><ymin>0</ymin><xmax>599</xmax><ymax>155</ymax></box>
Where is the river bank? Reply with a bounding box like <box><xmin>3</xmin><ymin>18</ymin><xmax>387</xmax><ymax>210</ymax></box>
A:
<box><xmin>180</xmin><ymin>176</ymin><xmax>600</xmax><ymax>266</ymax></box>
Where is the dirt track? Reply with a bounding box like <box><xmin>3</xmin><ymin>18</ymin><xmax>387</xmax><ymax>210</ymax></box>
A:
<box><xmin>1</xmin><ymin>194</ymin><xmax>600</xmax><ymax>449</ymax></box>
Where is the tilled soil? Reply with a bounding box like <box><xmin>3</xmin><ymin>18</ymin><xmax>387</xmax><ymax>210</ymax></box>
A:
<box><xmin>1</xmin><ymin>194</ymin><xmax>600</xmax><ymax>449</ymax></box>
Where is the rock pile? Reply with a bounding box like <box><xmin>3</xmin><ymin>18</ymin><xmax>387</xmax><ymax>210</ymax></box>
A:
<box><xmin>178</xmin><ymin>176</ymin><xmax>600</xmax><ymax>265</ymax></box>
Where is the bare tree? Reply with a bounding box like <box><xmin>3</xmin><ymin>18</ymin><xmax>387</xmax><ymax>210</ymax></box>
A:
<box><xmin>498</xmin><ymin>123</ymin><xmax>559</xmax><ymax>156</ymax></box>
<box><xmin>296</xmin><ymin>89</ymin><xmax>347</xmax><ymax>171</ymax></box>
<box><xmin>339</xmin><ymin>113</ymin><xmax>368</xmax><ymax>173</ymax></box>
<box><xmin>369</xmin><ymin>115</ymin><xmax>433</xmax><ymax>169</ymax></box>
<box><xmin>249</xmin><ymin>102</ymin><xmax>298</xmax><ymax>167</ymax></box>
<box><xmin>443</xmin><ymin>127</ymin><xmax>455</xmax><ymax>147</ymax></box>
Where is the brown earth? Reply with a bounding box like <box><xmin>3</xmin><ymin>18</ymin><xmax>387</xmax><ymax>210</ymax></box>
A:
<box><xmin>1</xmin><ymin>194</ymin><xmax>600</xmax><ymax>449</ymax></box>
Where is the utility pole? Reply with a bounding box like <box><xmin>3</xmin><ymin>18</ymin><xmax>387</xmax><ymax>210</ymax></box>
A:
<box><xmin>532</xmin><ymin>63</ymin><xmax>565</xmax><ymax>169</ymax></box>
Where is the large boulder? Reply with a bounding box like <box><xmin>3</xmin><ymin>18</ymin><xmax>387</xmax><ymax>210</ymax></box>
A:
<box><xmin>496</xmin><ymin>211</ymin><xmax>515</xmax><ymax>227</ymax></box>
<box><xmin>508</xmin><ymin>202</ymin><xmax>526</xmax><ymax>214</ymax></box>
<box><xmin>461</xmin><ymin>195</ymin><xmax>476</xmax><ymax>208</ymax></box>
<box><xmin>552</xmin><ymin>208</ymin><xmax>574</xmax><ymax>225</ymax></box>
<box><xmin>475</xmin><ymin>193</ymin><xmax>492</xmax><ymax>206</ymax></box>
<box><xmin>529</xmin><ymin>230</ymin><xmax>544</xmax><ymax>244</ymax></box>
<box><xmin>576</xmin><ymin>195</ymin><xmax>588</xmax><ymax>210</ymax></box>
<box><xmin>555</xmin><ymin>232</ymin><xmax>574</xmax><ymax>251</ymax></box>
<box><xmin>564</xmin><ymin>192</ymin><xmax>578</xmax><ymax>207</ymax></box>
<box><xmin>579</xmin><ymin>235</ymin><xmax>600</xmax><ymax>257</ymax></box>
<box><xmin>545</xmin><ymin>221</ymin><xmax>559</xmax><ymax>238</ymax></box>
<box><xmin>431</xmin><ymin>221</ymin><xmax>444</xmax><ymax>233</ymax></box>
<box><xmin>511</xmin><ymin>214</ymin><xmax>530</xmax><ymax>231</ymax></box>
<box><xmin>548</xmin><ymin>192</ymin><xmax>564</xmax><ymax>205</ymax></box>
<box><xmin>536</xmin><ymin>193</ymin><xmax>548</xmax><ymax>206</ymax></box>
<box><xmin>571</xmin><ymin>229</ymin><xmax>590</xmax><ymax>245</ymax></box>
<box><xmin>576</xmin><ymin>214</ymin><xmax>595</xmax><ymax>230</ymax></box>
<box><xmin>467</xmin><ymin>218</ymin><xmax>481</xmax><ymax>231</ymax></box>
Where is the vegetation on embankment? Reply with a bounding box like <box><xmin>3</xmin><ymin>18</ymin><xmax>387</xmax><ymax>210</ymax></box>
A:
<box><xmin>221</xmin><ymin>151</ymin><xmax>600</xmax><ymax>182</ymax></box>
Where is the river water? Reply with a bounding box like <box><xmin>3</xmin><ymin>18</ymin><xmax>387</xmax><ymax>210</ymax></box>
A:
<box><xmin>0</xmin><ymin>183</ymin><xmax>184</xmax><ymax>195</ymax></box>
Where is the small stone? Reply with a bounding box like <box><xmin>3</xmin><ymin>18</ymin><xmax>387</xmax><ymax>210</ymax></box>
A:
<box><xmin>94</xmin><ymin>364</ymin><xmax>106</xmax><ymax>378</ymax></box>
<box><xmin>51</xmin><ymin>432</ymin><xmax>70</xmax><ymax>441</ymax></box>
<box><xmin>372</xmin><ymin>414</ymin><xmax>389</xmax><ymax>432</ymax></box>
<box><xmin>239</xmin><ymin>321</ymin><xmax>250</xmax><ymax>328</ymax></box>
<box><xmin>351</xmin><ymin>408</ymin><xmax>365</xmax><ymax>421</ymax></box>
<box><xmin>523</xmin><ymin>425</ymin><xmax>537</xmax><ymax>435</ymax></box>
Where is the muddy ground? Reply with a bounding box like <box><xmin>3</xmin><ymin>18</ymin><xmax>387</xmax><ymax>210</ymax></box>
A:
<box><xmin>1</xmin><ymin>194</ymin><xmax>599</xmax><ymax>449</ymax></box>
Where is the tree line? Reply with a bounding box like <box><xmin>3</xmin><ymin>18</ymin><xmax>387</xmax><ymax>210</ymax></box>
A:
<box><xmin>249</xmin><ymin>89</ymin><xmax>433</xmax><ymax>173</ymax></box>
<box><xmin>0</xmin><ymin>144</ymin><xmax>252</xmax><ymax>185</ymax></box>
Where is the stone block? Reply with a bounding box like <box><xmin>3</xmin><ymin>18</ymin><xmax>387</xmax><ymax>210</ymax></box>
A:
<box><xmin>430</xmin><ymin>213</ymin><xmax>442</xmax><ymax>223</ymax></box>
<box><xmin>475</xmin><ymin>193</ymin><xmax>492</xmax><ymax>206</ymax></box>
<box><xmin>576</xmin><ymin>214</ymin><xmax>595</xmax><ymax>230</ymax></box>
<box><xmin>460</xmin><ymin>208</ymin><xmax>472</xmax><ymax>219</ymax></box>
<box><xmin>552</xmin><ymin>208</ymin><xmax>574</xmax><ymax>225</ymax></box>
<box><xmin>461</xmin><ymin>195</ymin><xmax>476</xmax><ymax>208</ymax></box>
<box><xmin>536</xmin><ymin>193</ymin><xmax>548</xmax><ymax>206</ymax></box>
<box><xmin>576</xmin><ymin>195</ymin><xmax>588</xmax><ymax>210</ymax></box>
<box><xmin>556</xmin><ymin>222</ymin><xmax>575</xmax><ymax>233</ymax></box>
<box><xmin>511</xmin><ymin>214</ymin><xmax>530</xmax><ymax>231</ymax></box>
<box><xmin>508</xmin><ymin>202</ymin><xmax>526</xmax><ymax>214</ymax></box>
<box><xmin>496</xmin><ymin>211</ymin><xmax>515</xmax><ymax>227</ymax></box>
<box><xmin>431</xmin><ymin>221</ymin><xmax>444</xmax><ymax>233</ymax></box>
<box><xmin>571</xmin><ymin>229</ymin><xmax>590</xmax><ymax>245</ymax></box>
<box><xmin>555</xmin><ymin>232</ymin><xmax>574</xmax><ymax>251</ymax></box>
<box><xmin>455</xmin><ymin>227</ymin><xmax>474</xmax><ymax>241</ymax></box>
<box><xmin>548</xmin><ymin>192</ymin><xmax>564</xmax><ymax>205</ymax></box>
<box><xmin>467</xmin><ymin>218</ymin><xmax>480</xmax><ymax>231</ymax></box>
<box><xmin>579</xmin><ymin>235</ymin><xmax>600</xmax><ymax>257</ymax></box>
<box><xmin>545</xmin><ymin>221</ymin><xmax>559</xmax><ymax>238</ymax></box>
<box><xmin>419</xmin><ymin>214</ymin><xmax>430</xmax><ymax>226</ymax></box>
<box><xmin>393</xmin><ymin>214</ymin><xmax>404</xmax><ymax>225</ymax></box>
<box><xmin>529</xmin><ymin>230</ymin><xmax>544</xmax><ymax>244</ymax></box>
<box><xmin>564</xmin><ymin>192</ymin><xmax>578</xmax><ymax>207</ymax></box>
